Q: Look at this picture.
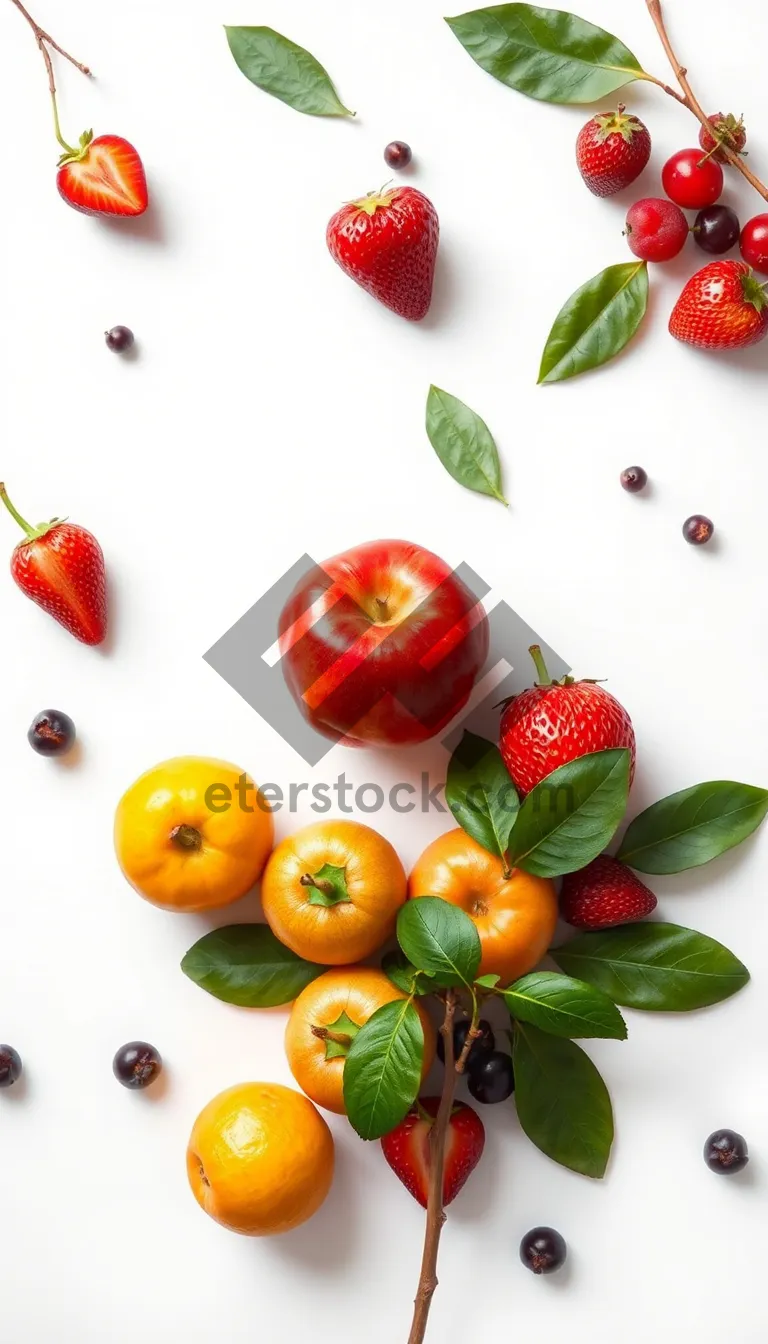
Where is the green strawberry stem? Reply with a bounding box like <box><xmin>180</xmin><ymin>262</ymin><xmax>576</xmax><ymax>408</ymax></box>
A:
<box><xmin>0</xmin><ymin>484</ymin><xmax>35</xmax><ymax>538</ymax></box>
<box><xmin>8</xmin><ymin>0</ymin><xmax>91</xmax><ymax>156</ymax></box>
<box><xmin>529</xmin><ymin>644</ymin><xmax>553</xmax><ymax>686</ymax></box>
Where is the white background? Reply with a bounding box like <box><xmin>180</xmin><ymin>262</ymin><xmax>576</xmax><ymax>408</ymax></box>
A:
<box><xmin>1</xmin><ymin>0</ymin><xmax>767</xmax><ymax>1339</ymax></box>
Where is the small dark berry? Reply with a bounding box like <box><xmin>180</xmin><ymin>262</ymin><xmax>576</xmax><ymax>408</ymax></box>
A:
<box><xmin>693</xmin><ymin>205</ymin><xmax>740</xmax><ymax>255</ymax></box>
<box><xmin>27</xmin><ymin>709</ymin><xmax>76</xmax><ymax>756</ymax></box>
<box><xmin>0</xmin><ymin>1045</ymin><xmax>22</xmax><ymax>1088</ymax></box>
<box><xmin>105</xmin><ymin>325</ymin><xmax>135</xmax><ymax>353</ymax></box>
<box><xmin>683</xmin><ymin>514</ymin><xmax>714</xmax><ymax>545</ymax></box>
<box><xmin>704</xmin><ymin>1129</ymin><xmax>749</xmax><ymax>1174</ymax></box>
<box><xmin>620</xmin><ymin>465</ymin><xmax>648</xmax><ymax>493</ymax></box>
<box><xmin>113</xmin><ymin>1041</ymin><xmax>162</xmax><ymax>1090</ymax></box>
<box><xmin>383</xmin><ymin>141</ymin><xmax>412</xmax><ymax>170</ymax></box>
<box><xmin>437</xmin><ymin>1018</ymin><xmax>495</xmax><ymax>1067</ymax></box>
<box><xmin>520</xmin><ymin>1226</ymin><xmax>567</xmax><ymax>1275</ymax></box>
<box><xmin>466</xmin><ymin>1050</ymin><xmax>514</xmax><ymax>1105</ymax></box>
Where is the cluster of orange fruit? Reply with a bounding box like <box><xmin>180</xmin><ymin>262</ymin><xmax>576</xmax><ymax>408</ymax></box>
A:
<box><xmin>113</xmin><ymin>755</ymin><xmax>558</xmax><ymax>1236</ymax></box>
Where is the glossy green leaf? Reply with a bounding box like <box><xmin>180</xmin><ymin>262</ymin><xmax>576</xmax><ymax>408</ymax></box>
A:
<box><xmin>514</xmin><ymin>1023</ymin><xmax>613</xmax><ymax>1177</ymax></box>
<box><xmin>507</xmin><ymin>749</ymin><xmax>630</xmax><ymax>878</ymax></box>
<box><xmin>397</xmin><ymin>897</ymin><xmax>482</xmax><ymax>989</ymax></box>
<box><xmin>616</xmin><ymin>781</ymin><xmax>768</xmax><ymax>874</ymax></box>
<box><xmin>445</xmin><ymin>5</ymin><xmax>645</xmax><ymax>104</ymax></box>
<box><xmin>224</xmin><ymin>26</ymin><xmax>354</xmax><ymax>117</ymax></box>
<box><xmin>504</xmin><ymin>971</ymin><xmax>627</xmax><ymax>1039</ymax></box>
<box><xmin>343</xmin><ymin>999</ymin><xmax>424</xmax><ymax>1140</ymax></box>
<box><xmin>381</xmin><ymin>948</ymin><xmax>434</xmax><ymax>997</ymax></box>
<box><xmin>476</xmin><ymin>973</ymin><xmax>501</xmax><ymax>988</ymax></box>
<box><xmin>553</xmin><ymin>923</ymin><xmax>750</xmax><ymax>1011</ymax></box>
<box><xmin>426</xmin><ymin>386</ymin><xmax>508</xmax><ymax>505</ymax></box>
<box><xmin>446</xmin><ymin>731</ymin><xmax>519</xmax><ymax>861</ymax></box>
<box><xmin>538</xmin><ymin>262</ymin><xmax>649</xmax><ymax>384</ymax></box>
<box><xmin>181</xmin><ymin>925</ymin><xmax>325</xmax><ymax>1007</ymax></box>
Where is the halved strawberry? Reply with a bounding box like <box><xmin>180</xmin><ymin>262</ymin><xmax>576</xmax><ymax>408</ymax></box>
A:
<box><xmin>57</xmin><ymin>133</ymin><xmax>148</xmax><ymax>217</ymax></box>
<box><xmin>381</xmin><ymin>1097</ymin><xmax>485</xmax><ymax>1208</ymax></box>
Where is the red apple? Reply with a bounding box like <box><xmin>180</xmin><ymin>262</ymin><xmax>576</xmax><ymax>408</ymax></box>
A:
<box><xmin>279</xmin><ymin>539</ymin><xmax>489</xmax><ymax>747</ymax></box>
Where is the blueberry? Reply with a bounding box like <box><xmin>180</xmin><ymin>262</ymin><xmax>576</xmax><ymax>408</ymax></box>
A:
<box><xmin>437</xmin><ymin>1018</ymin><xmax>495</xmax><ymax>1067</ymax></box>
<box><xmin>383</xmin><ymin>141</ymin><xmax>412</xmax><ymax>170</ymax></box>
<box><xmin>620</xmin><ymin>465</ymin><xmax>648</xmax><ymax>493</ymax></box>
<box><xmin>683</xmin><ymin>514</ymin><xmax>714</xmax><ymax>545</ymax></box>
<box><xmin>693</xmin><ymin>205</ymin><xmax>741</xmax><ymax>255</ymax></box>
<box><xmin>113</xmin><ymin>1042</ymin><xmax>162</xmax><ymax>1090</ymax></box>
<box><xmin>520</xmin><ymin>1226</ymin><xmax>567</xmax><ymax>1274</ymax></box>
<box><xmin>704</xmin><ymin>1129</ymin><xmax>749</xmax><ymax>1174</ymax></box>
<box><xmin>467</xmin><ymin>1050</ymin><xmax>514</xmax><ymax>1104</ymax></box>
<box><xmin>0</xmin><ymin>1046</ymin><xmax>22</xmax><ymax>1088</ymax></box>
<box><xmin>28</xmin><ymin>710</ymin><xmax>76</xmax><ymax>756</ymax></box>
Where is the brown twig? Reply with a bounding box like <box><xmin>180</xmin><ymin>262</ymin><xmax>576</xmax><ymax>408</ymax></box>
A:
<box><xmin>9</xmin><ymin>0</ymin><xmax>91</xmax><ymax>90</ymax></box>
<box><xmin>646</xmin><ymin>0</ymin><xmax>768</xmax><ymax>203</ymax></box>
<box><xmin>407</xmin><ymin>991</ymin><xmax>457</xmax><ymax>1344</ymax></box>
<box><xmin>455</xmin><ymin>993</ymin><xmax>480</xmax><ymax>1075</ymax></box>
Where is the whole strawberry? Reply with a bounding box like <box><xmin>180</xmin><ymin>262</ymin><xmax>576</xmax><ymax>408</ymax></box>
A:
<box><xmin>576</xmin><ymin>104</ymin><xmax>651</xmax><ymax>197</ymax></box>
<box><xmin>560</xmin><ymin>855</ymin><xmax>657</xmax><ymax>929</ymax></box>
<box><xmin>381</xmin><ymin>1097</ymin><xmax>485</xmax><ymax>1208</ymax></box>
<box><xmin>499</xmin><ymin>646</ymin><xmax>636</xmax><ymax>796</ymax></box>
<box><xmin>669</xmin><ymin>260</ymin><xmax>768</xmax><ymax>350</ymax></box>
<box><xmin>326</xmin><ymin>186</ymin><xmax>439</xmax><ymax>321</ymax></box>
<box><xmin>699</xmin><ymin>113</ymin><xmax>747</xmax><ymax>164</ymax></box>
<box><xmin>0</xmin><ymin>485</ymin><xmax>107</xmax><ymax>645</ymax></box>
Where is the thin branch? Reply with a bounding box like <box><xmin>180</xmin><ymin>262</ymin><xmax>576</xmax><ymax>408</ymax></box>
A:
<box><xmin>407</xmin><ymin>991</ymin><xmax>457</xmax><ymax>1344</ymax></box>
<box><xmin>646</xmin><ymin>0</ymin><xmax>768</xmax><ymax>203</ymax></box>
<box><xmin>9</xmin><ymin>0</ymin><xmax>91</xmax><ymax>79</ymax></box>
<box><xmin>455</xmin><ymin>992</ymin><xmax>480</xmax><ymax>1075</ymax></box>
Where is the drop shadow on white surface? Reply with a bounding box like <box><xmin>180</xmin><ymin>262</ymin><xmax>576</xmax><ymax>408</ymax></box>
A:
<box><xmin>1</xmin><ymin>1072</ymin><xmax>29</xmax><ymax>1103</ymax></box>
<box><xmin>56</xmin><ymin>738</ymin><xmax>85</xmax><ymax>771</ymax></box>
<box><xmin>263</xmin><ymin>1131</ymin><xmax>363</xmax><ymax>1274</ymax></box>
<box><xmin>420</xmin><ymin>244</ymin><xmax>458</xmax><ymax>331</ymax></box>
<box><xmin>137</xmin><ymin>1066</ymin><xmax>170</xmax><ymax>1104</ymax></box>
<box><xmin>97</xmin><ymin>195</ymin><xmax>167</xmax><ymax>246</ymax></box>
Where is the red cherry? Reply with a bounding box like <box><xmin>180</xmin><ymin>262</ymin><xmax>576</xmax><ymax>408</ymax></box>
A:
<box><xmin>625</xmin><ymin>198</ymin><xmax>689</xmax><ymax>262</ymax></box>
<box><xmin>662</xmin><ymin>149</ymin><xmax>723</xmax><ymax>209</ymax></box>
<box><xmin>740</xmin><ymin>214</ymin><xmax>768</xmax><ymax>275</ymax></box>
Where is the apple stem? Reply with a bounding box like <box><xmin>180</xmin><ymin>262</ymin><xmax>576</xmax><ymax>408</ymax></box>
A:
<box><xmin>8</xmin><ymin>0</ymin><xmax>91</xmax><ymax>154</ymax></box>
<box><xmin>645</xmin><ymin>0</ymin><xmax>768</xmax><ymax>203</ymax></box>
<box><xmin>0</xmin><ymin>484</ymin><xmax>35</xmax><ymax>538</ymax></box>
<box><xmin>300</xmin><ymin>873</ymin><xmax>335</xmax><ymax>896</ymax></box>
<box><xmin>529</xmin><ymin>644</ymin><xmax>552</xmax><ymax>686</ymax></box>
<box><xmin>407</xmin><ymin>991</ymin><xmax>457</xmax><ymax>1344</ymax></box>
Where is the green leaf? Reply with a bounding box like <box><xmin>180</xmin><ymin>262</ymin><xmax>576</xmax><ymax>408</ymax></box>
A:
<box><xmin>445</xmin><ymin>5</ymin><xmax>646</xmax><ymax>104</ymax></box>
<box><xmin>343</xmin><ymin>999</ymin><xmax>424</xmax><ymax>1140</ymax></box>
<box><xmin>616</xmin><ymin>781</ymin><xmax>768</xmax><ymax>874</ymax></box>
<box><xmin>224</xmin><ymin>26</ymin><xmax>354</xmax><ymax>117</ymax></box>
<box><xmin>538</xmin><ymin>262</ymin><xmax>649</xmax><ymax>385</ymax></box>
<box><xmin>425</xmin><ymin>386</ymin><xmax>508</xmax><ymax>505</ymax></box>
<box><xmin>513</xmin><ymin>1022</ymin><xmax>614</xmax><ymax>1178</ymax></box>
<box><xmin>397</xmin><ymin>897</ymin><xmax>482</xmax><ymax>989</ymax></box>
<box><xmin>181</xmin><ymin>925</ymin><xmax>325</xmax><ymax>1007</ymax></box>
<box><xmin>381</xmin><ymin>948</ymin><xmax>434</xmax><ymax>997</ymax></box>
<box><xmin>553</xmin><ymin>923</ymin><xmax>750</xmax><ymax>1012</ymax></box>
<box><xmin>301</xmin><ymin>862</ymin><xmax>350</xmax><ymax>907</ymax></box>
<box><xmin>446</xmin><ymin>731</ymin><xmax>519</xmax><ymax>861</ymax></box>
<box><xmin>476</xmin><ymin>973</ymin><xmax>501</xmax><ymax>988</ymax></box>
<box><xmin>504</xmin><ymin>971</ymin><xmax>626</xmax><ymax>1039</ymax></box>
<box><xmin>507</xmin><ymin>749</ymin><xmax>630</xmax><ymax>878</ymax></box>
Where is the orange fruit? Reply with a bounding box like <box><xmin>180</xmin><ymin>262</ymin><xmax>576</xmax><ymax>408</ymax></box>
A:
<box><xmin>114</xmin><ymin>756</ymin><xmax>273</xmax><ymax>912</ymax></box>
<box><xmin>285</xmin><ymin>966</ymin><xmax>436</xmax><ymax>1114</ymax></box>
<box><xmin>186</xmin><ymin>1082</ymin><xmax>334</xmax><ymax>1236</ymax></box>
<box><xmin>261</xmin><ymin>819</ymin><xmax>406</xmax><ymax>964</ymax></box>
<box><xmin>408</xmin><ymin>829</ymin><xmax>557</xmax><ymax>986</ymax></box>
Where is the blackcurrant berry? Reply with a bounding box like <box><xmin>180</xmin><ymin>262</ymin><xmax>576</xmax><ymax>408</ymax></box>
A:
<box><xmin>105</xmin><ymin>325</ymin><xmax>135</xmax><ymax>353</ymax></box>
<box><xmin>620</xmin><ymin>465</ymin><xmax>648</xmax><ymax>493</ymax></box>
<box><xmin>383</xmin><ymin>141</ymin><xmax>412</xmax><ymax>170</ymax></box>
<box><xmin>0</xmin><ymin>1045</ymin><xmax>22</xmax><ymax>1088</ymax></box>
<box><xmin>693</xmin><ymin>205</ymin><xmax>740</xmax><ymax>255</ymax></box>
<box><xmin>520</xmin><ymin>1226</ymin><xmax>567</xmax><ymax>1275</ymax></box>
<box><xmin>27</xmin><ymin>709</ymin><xmax>76</xmax><ymax>756</ymax></box>
<box><xmin>466</xmin><ymin>1050</ymin><xmax>514</xmax><ymax>1104</ymax></box>
<box><xmin>683</xmin><ymin>514</ymin><xmax>714</xmax><ymax>545</ymax></box>
<box><xmin>437</xmin><ymin>1018</ymin><xmax>495</xmax><ymax>1067</ymax></box>
<box><xmin>704</xmin><ymin>1129</ymin><xmax>749</xmax><ymax>1174</ymax></box>
<box><xmin>113</xmin><ymin>1041</ymin><xmax>162</xmax><ymax>1090</ymax></box>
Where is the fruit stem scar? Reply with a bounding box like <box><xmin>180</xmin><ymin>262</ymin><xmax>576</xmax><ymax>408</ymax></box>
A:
<box><xmin>311</xmin><ymin>1025</ymin><xmax>352</xmax><ymax>1048</ymax></box>
<box><xmin>300</xmin><ymin>873</ymin><xmax>335</xmax><ymax>895</ymax></box>
<box><xmin>170</xmin><ymin>824</ymin><xmax>202</xmax><ymax>851</ymax></box>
